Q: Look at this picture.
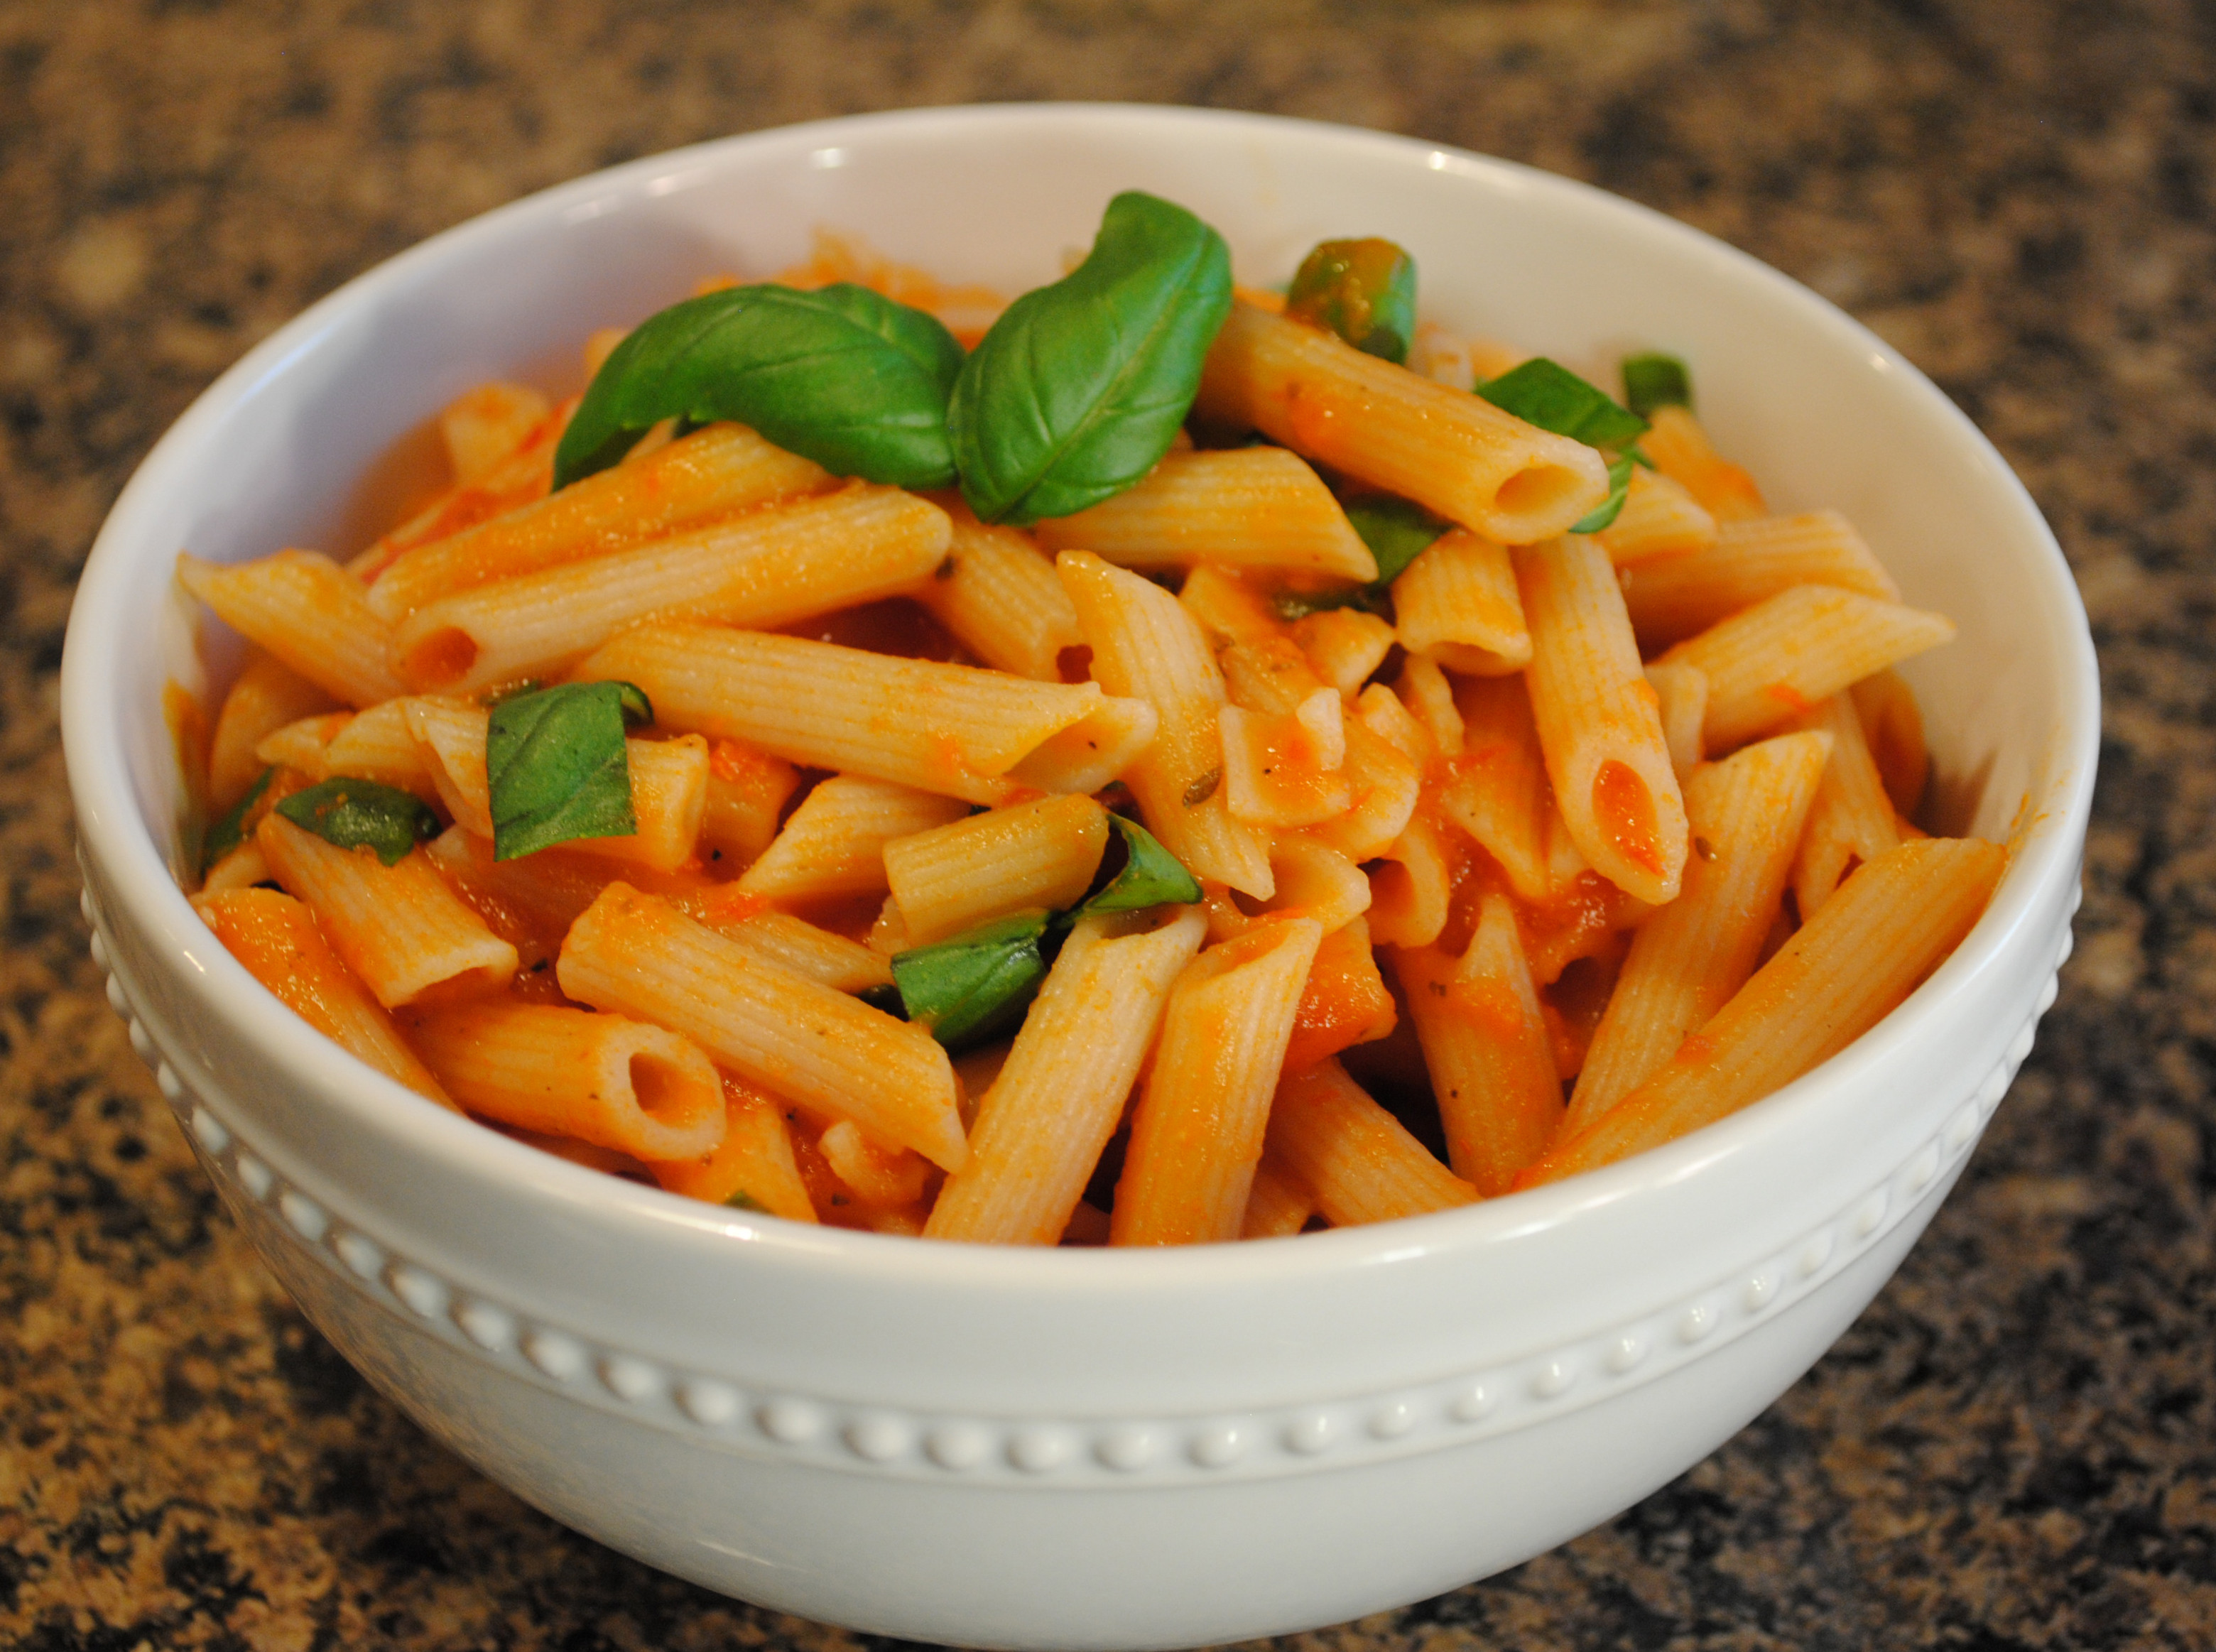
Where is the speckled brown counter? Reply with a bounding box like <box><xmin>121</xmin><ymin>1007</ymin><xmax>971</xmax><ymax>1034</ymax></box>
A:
<box><xmin>4</xmin><ymin>3</ymin><xmax>2211</xmax><ymax>1648</ymax></box>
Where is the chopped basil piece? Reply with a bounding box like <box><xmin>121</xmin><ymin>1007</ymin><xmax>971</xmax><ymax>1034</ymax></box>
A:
<box><xmin>1346</xmin><ymin>494</ymin><xmax>1452</xmax><ymax>586</ymax></box>
<box><xmin>949</xmin><ymin>191</ymin><xmax>1233</xmax><ymax>526</ymax></box>
<box><xmin>891</xmin><ymin>910</ymin><xmax>1053</xmax><ymax>1051</ymax></box>
<box><xmin>1477</xmin><ymin>358</ymin><xmax>1649</xmax><ymax>450</ymax></box>
<box><xmin>724</xmin><ymin>1190</ymin><xmax>768</xmax><ymax>1214</ymax></box>
<box><xmin>1284</xmin><ymin>238</ymin><xmax>1418</xmax><ymax>364</ymax></box>
<box><xmin>554</xmin><ymin>283</ymin><xmax>966</xmax><ymax>491</ymax></box>
<box><xmin>486</xmin><ymin>680</ymin><xmax>652</xmax><ymax>862</ymax></box>
<box><xmin>1621</xmin><ymin>352</ymin><xmax>1693</xmax><ymax>418</ymax></box>
<box><xmin>274</xmin><ymin>777</ymin><xmax>438</xmax><ymax>866</ymax></box>
<box><xmin>1181</xmin><ymin>768</ymin><xmax>1223</xmax><ymax>808</ymax></box>
<box><xmin>1569</xmin><ymin>450</ymin><xmax>1639</xmax><ymax>535</ymax></box>
<box><xmin>1077</xmin><ymin>815</ymin><xmax>1202</xmax><ymax>915</ymax></box>
<box><xmin>202</xmin><ymin>766</ymin><xmax>275</xmax><ymax>873</ymax></box>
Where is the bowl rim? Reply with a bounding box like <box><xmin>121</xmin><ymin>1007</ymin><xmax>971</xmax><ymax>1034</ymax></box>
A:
<box><xmin>63</xmin><ymin>101</ymin><xmax>2101</xmax><ymax>1293</ymax></box>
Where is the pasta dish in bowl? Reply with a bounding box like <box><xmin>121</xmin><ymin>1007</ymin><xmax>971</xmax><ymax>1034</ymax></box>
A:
<box><xmin>63</xmin><ymin>104</ymin><xmax>2095</xmax><ymax>1650</ymax></box>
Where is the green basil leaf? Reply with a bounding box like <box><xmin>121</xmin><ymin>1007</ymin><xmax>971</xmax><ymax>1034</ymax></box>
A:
<box><xmin>856</xmin><ymin>982</ymin><xmax>906</xmax><ymax>1018</ymax></box>
<box><xmin>203</xmin><ymin>766</ymin><xmax>276</xmax><ymax>873</ymax></box>
<box><xmin>274</xmin><ymin>777</ymin><xmax>439</xmax><ymax>866</ymax></box>
<box><xmin>1568</xmin><ymin>450</ymin><xmax>1638</xmax><ymax>535</ymax></box>
<box><xmin>1077</xmin><ymin>815</ymin><xmax>1203</xmax><ymax>916</ymax></box>
<box><xmin>1346</xmin><ymin>494</ymin><xmax>1452</xmax><ymax>587</ymax></box>
<box><xmin>1621</xmin><ymin>352</ymin><xmax>1693</xmax><ymax>419</ymax></box>
<box><xmin>1477</xmin><ymin>358</ymin><xmax>1649</xmax><ymax>450</ymax></box>
<box><xmin>487</xmin><ymin>681</ymin><xmax>643</xmax><ymax>861</ymax></box>
<box><xmin>724</xmin><ymin>1190</ymin><xmax>768</xmax><ymax>1214</ymax></box>
<box><xmin>949</xmin><ymin>191</ymin><xmax>1233</xmax><ymax>525</ymax></box>
<box><xmin>891</xmin><ymin>910</ymin><xmax>1053</xmax><ymax>1050</ymax></box>
<box><xmin>1284</xmin><ymin>238</ymin><xmax>1418</xmax><ymax>364</ymax></box>
<box><xmin>554</xmin><ymin>283</ymin><xmax>966</xmax><ymax>491</ymax></box>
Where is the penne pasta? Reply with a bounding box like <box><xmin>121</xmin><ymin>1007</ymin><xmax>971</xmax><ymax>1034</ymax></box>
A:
<box><xmin>1036</xmin><ymin>448</ymin><xmax>1378</xmax><ymax>582</ymax></box>
<box><xmin>916</xmin><ymin>509</ymin><xmax>1085</xmax><ymax>682</ymax></box>
<box><xmin>1639</xmin><ymin>406</ymin><xmax>1766</xmax><ymax>523</ymax></box>
<box><xmin>1515</xmin><ymin>536</ymin><xmax>1690</xmax><ymax>906</ymax></box>
<box><xmin>1620</xmin><ymin>509</ymin><xmax>1901</xmax><ymax>648</ymax></box>
<box><xmin>1393</xmin><ymin>529</ymin><xmax>1531</xmax><ymax>675</ymax></box>
<box><xmin>1595</xmin><ymin>466</ymin><xmax>1717</xmax><ymax>567</ymax></box>
<box><xmin>738</xmin><ymin>776</ymin><xmax>971</xmax><ymax>905</ymax></box>
<box><xmin>925</xmin><ymin>908</ymin><xmax>1207</xmax><ymax>1244</ymax></box>
<box><xmin>178</xmin><ymin>549</ymin><xmax>405</xmax><ymax>708</ymax></box>
<box><xmin>208</xmin><ymin>652</ymin><xmax>335</xmax><ymax>808</ymax></box>
<box><xmin>1659</xmin><ymin>585</ymin><xmax>1957</xmax><ymax>754</ymax></box>
<box><xmin>1264</xmin><ymin>1058</ymin><xmax>1481</xmax><ymax>1226</ymax></box>
<box><xmin>1195</xmin><ymin>301</ymin><xmax>1610</xmax><ymax>543</ymax></box>
<box><xmin>558</xmin><ymin>883</ymin><xmax>967</xmax><ymax>1170</ymax></box>
<box><xmin>1788</xmin><ymin>695</ymin><xmax>1903</xmax><ymax>919</ymax></box>
<box><xmin>884</xmin><ymin>793</ymin><xmax>1110</xmax><ymax>946</ymax></box>
<box><xmin>1112</xmin><ymin>918</ymin><xmax>1325</xmax><ymax>1245</ymax></box>
<box><xmin>655</xmin><ymin>1076</ymin><xmax>821</xmax><ymax>1222</ymax></box>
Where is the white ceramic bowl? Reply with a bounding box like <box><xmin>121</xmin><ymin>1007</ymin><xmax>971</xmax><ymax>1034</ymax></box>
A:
<box><xmin>63</xmin><ymin>105</ymin><xmax>2096</xmax><ymax>1651</ymax></box>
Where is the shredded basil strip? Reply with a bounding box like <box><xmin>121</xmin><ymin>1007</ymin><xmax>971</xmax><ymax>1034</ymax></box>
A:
<box><xmin>203</xmin><ymin>766</ymin><xmax>275</xmax><ymax>872</ymax></box>
<box><xmin>1570</xmin><ymin>451</ymin><xmax>1641</xmax><ymax>536</ymax></box>
<box><xmin>1621</xmin><ymin>352</ymin><xmax>1693</xmax><ymax>419</ymax></box>
<box><xmin>949</xmin><ymin>191</ymin><xmax>1233</xmax><ymax>526</ymax></box>
<box><xmin>553</xmin><ymin>283</ymin><xmax>966</xmax><ymax>491</ymax></box>
<box><xmin>1283</xmin><ymin>237</ymin><xmax>1418</xmax><ymax>364</ymax></box>
<box><xmin>274</xmin><ymin>777</ymin><xmax>438</xmax><ymax>866</ymax></box>
<box><xmin>890</xmin><ymin>910</ymin><xmax>1053</xmax><ymax>1051</ymax></box>
<box><xmin>485</xmin><ymin>680</ymin><xmax>653</xmax><ymax>862</ymax></box>
<box><xmin>1077</xmin><ymin>815</ymin><xmax>1203</xmax><ymax>915</ymax></box>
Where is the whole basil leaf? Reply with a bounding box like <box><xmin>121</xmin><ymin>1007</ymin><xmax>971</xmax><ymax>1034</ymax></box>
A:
<box><xmin>487</xmin><ymin>680</ymin><xmax>651</xmax><ymax>861</ymax></box>
<box><xmin>1620</xmin><ymin>351</ymin><xmax>1693</xmax><ymax>419</ymax></box>
<box><xmin>1477</xmin><ymin>358</ymin><xmax>1649</xmax><ymax>450</ymax></box>
<box><xmin>1076</xmin><ymin>815</ymin><xmax>1202</xmax><ymax>916</ymax></box>
<box><xmin>275</xmin><ymin>777</ymin><xmax>439</xmax><ymax>866</ymax></box>
<box><xmin>203</xmin><ymin>766</ymin><xmax>276</xmax><ymax>873</ymax></box>
<box><xmin>948</xmin><ymin>191</ymin><xmax>1233</xmax><ymax>525</ymax></box>
<box><xmin>1569</xmin><ymin>450</ymin><xmax>1639</xmax><ymax>535</ymax></box>
<box><xmin>554</xmin><ymin>283</ymin><xmax>965</xmax><ymax>491</ymax></box>
<box><xmin>891</xmin><ymin>910</ymin><xmax>1053</xmax><ymax>1051</ymax></box>
<box><xmin>1284</xmin><ymin>237</ymin><xmax>1418</xmax><ymax>364</ymax></box>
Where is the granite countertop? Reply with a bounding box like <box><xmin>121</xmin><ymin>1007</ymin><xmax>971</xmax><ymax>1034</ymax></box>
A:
<box><xmin>4</xmin><ymin>1</ymin><xmax>2211</xmax><ymax>1647</ymax></box>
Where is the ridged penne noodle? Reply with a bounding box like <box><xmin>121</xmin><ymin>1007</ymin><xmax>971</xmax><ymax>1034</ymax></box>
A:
<box><xmin>1264</xmin><ymin>1058</ymin><xmax>1480</xmax><ymax>1226</ymax></box>
<box><xmin>654</xmin><ymin>1076</ymin><xmax>820</xmax><ymax>1222</ymax></box>
<box><xmin>1396</xmin><ymin>655</ymin><xmax>1465</xmax><ymax>756</ymax></box>
<box><xmin>403</xmin><ymin>697</ymin><xmax>710</xmax><ymax>873</ymax></box>
<box><xmin>1789</xmin><ymin>695</ymin><xmax>1903</xmax><ymax>919</ymax></box>
<box><xmin>252</xmin><ymin>700</ymin><xmax>442</xmax><ymax>800</ymax></box>
<box><xmin>1367</xmin><ymin>807</ymin><xmax>1455</xmax><ymax>949</ymax></box>
<box><xmin>915</xmin><ymin>511</ymin><xmax>1085</xmax><ymax>682</ymax></box>
<box><xmin>1195</xmin><ymin>302</ymin><xmax>1610</xmax><ymax>544</ymax></box>
<box><xmin>925</xmin><ymin>908</ymin><xmax>1207</xmax><ymax>1244</ymax></box>
<box><xmin>367</xmin><ymin>422</ymin><xmax>833</xmax><ymax>620</ymax></box>
<box><xmin>1395</xmin><ymin>893</ymin><xmax>1563</xmax><ymax>1195</ymax></box>
<box><xmin>1393</xmin><ymin>529</ymin><xmax>1531</xmax><ymax>675</ymax></box>
<box><xmin>1436</xmin><ymin>674</ymin><xmax>1560</xmax><ymax>905</ymax></box>
<box><xmin>209</xmin><ymin>653</ymin><xmax>335</xmax><ymax>808</ymax></box>
<box><xmin>439</xmin><ymin>381</ymin><xmax>549</xmax><ymax>484</ymax></box>
<box><xmin>558</xmin><ymin>884</ymin><xmax>967</xmax><ymax>1170</ymax></box>
<box><xmin>1563</xmin><ymin>730</ymin><xmax>1832</xmax><ymax>1134</ymax></box>
<box><xmin>1659</xmin><ymin>586</ymin><xmax>1957</xmax><ymax>754</ymax></box>
<box><xmin>1620</xmin><ymin>510</ymin><xmax>1901</xmax><ymax>648</ymax></box>
<box><xmin>577</xmin><ymin>621</ymin><xmax>1156</xmax><ymax>807</ymax></box>
<box><xmin>1644</xmin><ymin>660</ymin><xmax>1709</xmax><ymax>781</ymax></box>
<box><xmin>1524</xmin><ymin>836</ymin><xmax>2006</xmax><ymax>1185</ymax></box>
<box><xmin>1852</xmin><ymin>668</ymin><xmax>1930</xmax><ymax>818</ymax></box>
<box><xmin>256</xmin><ymin>813</ymin><xmax>518</xmax><ymax>1007</ymax></box>
<box><xmin>192</xmin><ymin>886</ymin><xmax>456</xmax><ymax>1108</ymax></box>
<box><xmin>1035</xmin><ymin>448</ymin><xmax>1378</xmax><ymax>582</ymax></box>
<box><xmin>1291</xmin><ymin>607</ymin><xmax>1397</xmax><ymax>697</ymax></box>
<box><xmin>406</xmin><ymin>999</ymin><xmax>725</xmax><ymax>1161</ymax></box>
<box><xmin>737</xmin><ymin>776</ymin><xmax>971</xmax><ymax>903</ymax></box>
<box><xmin>1220</xmin><ymin>690</ymin><xmax>1350</xmax><ymax>828</ymax></box>
<box><xmin>1639</xmin><ymin>406</ymin><xmax>1767</xmax><ymax>523</ymax></box>
<box><xmin>178</xmin><ymin>550</ymin><xmax>405</xmax><ymax>707</ymax></box>
<box><xmin>391</xmin><ymin>484</ymin><xmax>952</xmax><ymax>694</ymax></box>
<box><xmin>700</xmin><ymin>739</ymin><xmax>800</xmax><ymax>873</ymax></box>
<box><xmin>1112</xmin><ymin>918</ymin><xmax>1325</xmax><ymax>1245</ymax></box>
<box><xmin>1058</xmin><ymin>550</ymin><xmax>1274</xmax><ymax>896</ymax></box>
<box><xmin>1515</xmin><ymin>536</ymin><xmax>1690</xmax><ymax>905</ymax></box>
<box><xmin>1178</xmin><ymin>563</ymin><xmax>1290</xmax><ymax>651</ymax></box>
<box><xmin>884</xmin><ymin>793</ymin><xmax>1109</xmax><ymax>946</ymax></box>
<box><xmin>1240</xmin><ymin>1151</ymin><xmax>1319</xmax><ymax>1239</ymax></box>
<box><xmin>1595</xmin><ymin>466</ymin><xmax>1718</xmax><ymax>566</ymax></box>
<box><xmin>347</xmin><ymin>396</ymin><xmax>568</xmax><ymax>583</ymax></box>
<box><xmin>1281</xmin><ymin>915</ymin><xmax>1398</xmax><ymax>1073</ymax></box>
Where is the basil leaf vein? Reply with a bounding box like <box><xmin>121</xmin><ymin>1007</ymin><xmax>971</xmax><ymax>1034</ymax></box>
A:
<box><xmin>487</xmin><ymin>681</ymin><xmax>652</xmax><ymax>862</ymax></box>
<box><xmin>949</xmin><ymin>191</ymin><xmax>1232</xmax><ymax>526</ymax></box>
<box><xmin>274</xmin><ymin>777</ymin><xmax>439</xmax><ymax>866</ymax></box>
<box><xmin>554</xmin><ymin>283</ymin><xmax>965</xmax><ymax>491</ymax></box>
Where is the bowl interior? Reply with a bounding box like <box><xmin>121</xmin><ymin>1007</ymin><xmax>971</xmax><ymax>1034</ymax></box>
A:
<box><xmin>67</xmin><ymin>104</ymin><xmax>2096</xmax><ymax>1254</ymax></box>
